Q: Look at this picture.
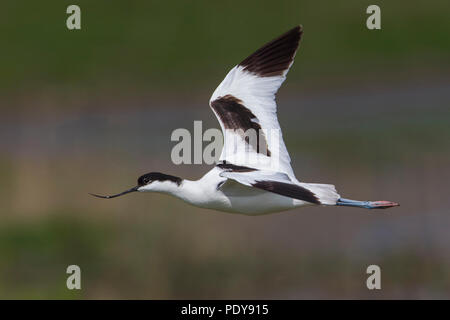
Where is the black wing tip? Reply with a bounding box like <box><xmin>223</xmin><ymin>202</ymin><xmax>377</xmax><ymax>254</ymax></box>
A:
<box><xmin>239</xmin><ymin>25</ymin><xmax>303</xmax><ymax>77</ymax></box>
<box><xmin>277</xmin><ymin>25</ymin><xmax>303</xmax><ymax>40</ymax></box>
<box><xmin>289</xmin><ymin>25</ymin><xmax>303</xmax><ymax>35</ymax></box>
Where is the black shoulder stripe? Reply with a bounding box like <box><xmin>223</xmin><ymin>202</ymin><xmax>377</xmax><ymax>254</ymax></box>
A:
<box><xmin>216</xmin><ymin>162</ymin><xmax>257</xmax><ymax>172</ymax></box>
<box><xmin>210</xmin><ymin>95</ymin><xmax>271</xmax><ymax>156</ymax></box>
<box><xmin>252</xmin><ymin>180</ymin><xmax>320</xmax><ymax>204</ymax></box>
<box><xmin>239</xmin><ymin>26</ymin><xmax>302</xmax><ymax>77</ymax></box>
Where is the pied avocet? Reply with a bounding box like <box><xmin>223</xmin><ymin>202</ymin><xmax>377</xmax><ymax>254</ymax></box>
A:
<box><xmin>91</xmin><ymin>26</ymin><xmax>399</xmax><ymax>214</ymax></box>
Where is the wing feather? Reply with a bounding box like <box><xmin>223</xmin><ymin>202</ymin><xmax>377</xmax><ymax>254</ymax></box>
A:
<box><xmin>209</xmin><ymin>26</ymin><xmax>303</xmax><ymax>181</ymax></box>
<box><xmin>219</xmin><ymin>169</ymin><xmax>321</xmax><ymax>205</ymax></box>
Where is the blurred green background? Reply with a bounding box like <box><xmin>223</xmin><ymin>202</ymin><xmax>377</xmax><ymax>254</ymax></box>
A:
<box><xmin>0</xmin><ymin>0</ymin><xmax>449</xmax><ymax>298</ymax></box>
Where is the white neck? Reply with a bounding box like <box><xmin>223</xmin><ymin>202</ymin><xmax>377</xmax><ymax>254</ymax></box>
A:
<box><xmin>172</xmin><ymin>180</ymin><xmax>206</xmax><ymax>205</ymax></box>
<box><xmin>140</xmin><ymin>179</ymin><xmax>207</xmax><ymax>207</ymax></box>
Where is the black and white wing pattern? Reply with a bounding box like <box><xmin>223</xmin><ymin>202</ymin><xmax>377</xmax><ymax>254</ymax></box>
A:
<box><xmin>216</xmin><ymin>162</ymin><xmax>339</xmax><ymax>205</ymax></box>
<box><xmin>210</xmin><ymin>26</ymin><xmax>302</xmax><ymax>181</ymax></box>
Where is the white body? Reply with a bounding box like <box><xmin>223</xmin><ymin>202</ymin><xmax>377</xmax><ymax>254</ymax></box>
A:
<box><xmin>138</xmin><ymin>26</ymin><xmax>341</xmax><ymax>214</ymax></box>
<box><xmin>141</xmin><ymin>167</ymin><xmax>337</xmax><ymax>215</ymax></box>
<box><xmin>94</xmin><ymin>27</ymin><xmax>398</xmax><ymax>212</ymax></box>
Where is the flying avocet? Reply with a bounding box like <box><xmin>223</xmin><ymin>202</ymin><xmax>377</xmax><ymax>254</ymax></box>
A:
<box><xmin>91</xmin><ymin>26</ymin><xmax>399</xmax><ymax>214</ymax></box>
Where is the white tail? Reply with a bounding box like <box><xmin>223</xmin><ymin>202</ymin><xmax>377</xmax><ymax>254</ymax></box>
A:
<box><xmin>302</xmin><ymin>183</ymin><xmax>340</xmax><ymax>205</ymax></box>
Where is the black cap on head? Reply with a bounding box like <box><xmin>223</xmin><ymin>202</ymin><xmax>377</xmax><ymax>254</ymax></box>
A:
<box><xmin>137</xmin><ymin>172</ymin><xmax>182</xmax><ymax>186</ymax></box>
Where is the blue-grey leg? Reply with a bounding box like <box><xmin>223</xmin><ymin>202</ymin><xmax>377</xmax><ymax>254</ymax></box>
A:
<box><xmin>336</xmin><ymin>198</ymin><xmax>399</xmax><ymax>209</ymax></box>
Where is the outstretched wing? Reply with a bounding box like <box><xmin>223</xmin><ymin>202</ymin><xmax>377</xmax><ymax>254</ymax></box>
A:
<box><xmin>209</xmin><ymin>26</ymin><xmax>303</xmax><ymax>181</ymax></box>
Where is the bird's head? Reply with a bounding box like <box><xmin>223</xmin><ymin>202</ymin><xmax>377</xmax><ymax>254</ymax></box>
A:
<box><xmin>90</xmin><ymin>172</ymin><xmax>183</xmax><ymax>199</ymax></box>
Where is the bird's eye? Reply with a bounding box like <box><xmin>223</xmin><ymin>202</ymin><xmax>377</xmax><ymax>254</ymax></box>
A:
<box><xmin>143</xmin><ymin>178</ymin><xmax>150</xmax><ymax>184</ymax></box>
